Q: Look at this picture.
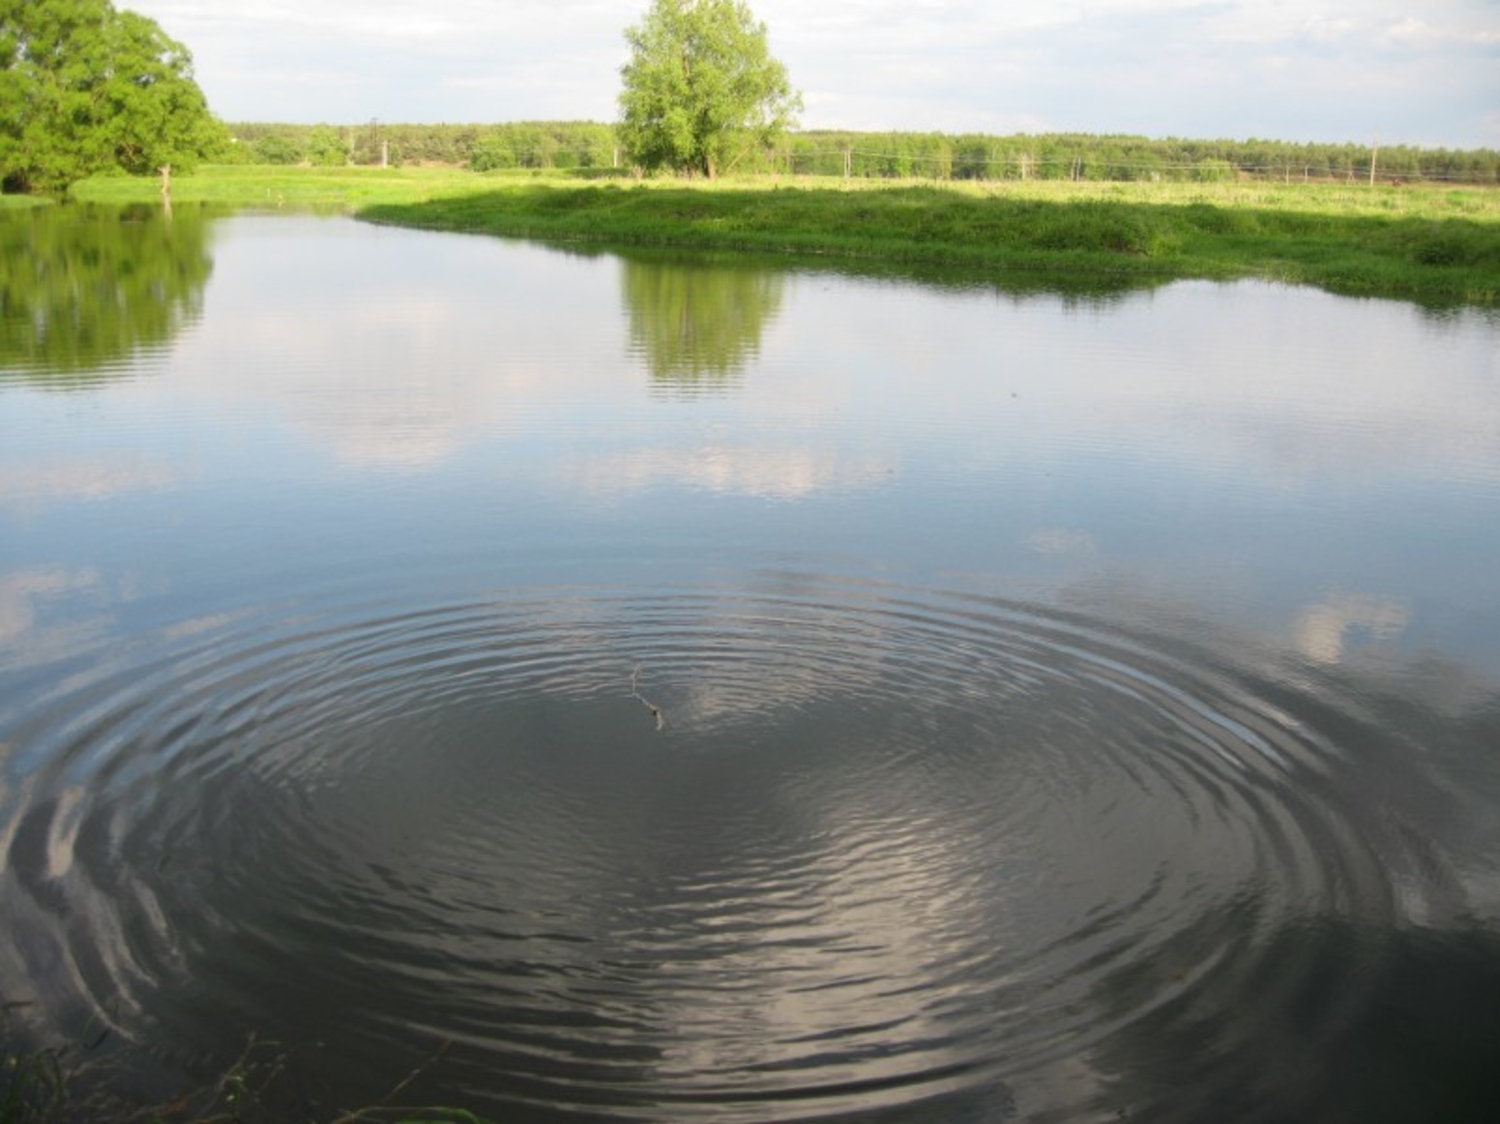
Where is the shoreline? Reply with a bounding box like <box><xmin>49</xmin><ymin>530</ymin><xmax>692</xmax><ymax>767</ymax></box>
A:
<box><xmin>64</xmin><ymin>166</ymin><xmax>1500</xmax><ymax>306</ymax></box>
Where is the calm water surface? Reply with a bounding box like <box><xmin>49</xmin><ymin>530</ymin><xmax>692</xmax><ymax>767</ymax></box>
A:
<box><xmin>2</xmin><ymin>207</ymin><xmax>1499</xmax><ymax>1121</ymax></box>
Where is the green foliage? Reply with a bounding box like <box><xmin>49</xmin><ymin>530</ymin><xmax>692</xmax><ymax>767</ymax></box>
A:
<box><xmin>212</xmin><ymin>122</ymin><xmax>1500</xmax><ymax>187</ymax></box>
<box><xmin>470</xmin><ymin>134</ymin><xmax>517</xmax><ymax>171</ymax></box>
<box><xmin>0</xmin><ymin>0</ymin><xmax>227</xmax><ymax>194</ymax></box>
<box><xmin>360</xmin><ymin>176</ymin><xmax>1500</xmax><ymax>306</ymax></box>
<box><xmin>250</xmin><ymin>132</ymin><xmax>303</xmax><ymax>165</ymax></box>
<box><xmin>782</xmin><ymin>130</ymin><xmax>1500</xmax><ymax>186</ymax></box>
<box><xmin>225</xmin><ymin>121</ymin><xmax>618</xmax><ymax>173</ymax></box>
<box><xmin>304</xmin><ymin>123</ymin><xmax>348</xmax><ymax>167</ymax></box>
<box><xmin>617</xmin><ymin>0</ymin><xmax>801</xmax><ymax>178</ymax></box>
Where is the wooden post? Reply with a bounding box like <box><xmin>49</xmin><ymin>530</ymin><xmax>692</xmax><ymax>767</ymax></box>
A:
<box><xmin>1369</xmin><ymin>131</ymin><xmax>1378</xmax><ymax>187</ymax></box>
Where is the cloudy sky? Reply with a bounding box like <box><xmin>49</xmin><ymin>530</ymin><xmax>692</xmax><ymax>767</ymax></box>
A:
<box><xmin>123</xmin><ymin>0</ymin><xmax>1499</xmax><ymax>147</ymax></box>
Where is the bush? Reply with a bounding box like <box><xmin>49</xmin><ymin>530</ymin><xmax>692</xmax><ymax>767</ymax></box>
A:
<box><xmin>250</xmin><ymin>134</ymin><xmax>303</xmax><ymax>165</ymax></box>
<box><xmin>470</xmin><ymin>136</ymin><xmax>517</xmax><ymax>171</ymax></box>
<box><xmin>1194</xmin><ymin>159</ymin><xmax>1237</xmax><ymax>183</ymax></box>
<box><xmin>305</xmin><ymin>126</ymin><xmax>348</xmax><ymax>167</ymax></box>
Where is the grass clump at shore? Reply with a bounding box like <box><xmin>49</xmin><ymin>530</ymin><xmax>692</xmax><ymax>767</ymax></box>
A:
<box><xmin>62</xmin><ymin>166</ymin><xmax>1500</xmax><ymax>305</ymax></box>
<box><xmin>0</xmin><ymin>1023</ymin><xmax>489</xmax><ymax>1124</ymax></box>
<box><xmin>360</xmin><ymin>179</ymin><xmax>1500</xmax><ymax>305</ymax></box>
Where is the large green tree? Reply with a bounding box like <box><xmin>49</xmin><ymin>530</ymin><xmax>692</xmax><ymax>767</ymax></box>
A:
<box><xmin>618</xmin><ymin>0</ymin><xmax>801</xmax><ymax>179</ymax></box>
<box><xmin>1</xmin><ymin>0</ymin><xmax>226</xmax><ymax>193</ymax></box>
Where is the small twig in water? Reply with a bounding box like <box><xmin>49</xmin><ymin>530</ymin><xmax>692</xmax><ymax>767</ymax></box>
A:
<box><xmin>330</xmin><ymin>1038</ymin><xmax>454</xmax><ymax>1123</ymax></box>
<box><xmin>631</xmin><ymin>664</ymin><xmax>665</xmax><ymax>730</ymax></box>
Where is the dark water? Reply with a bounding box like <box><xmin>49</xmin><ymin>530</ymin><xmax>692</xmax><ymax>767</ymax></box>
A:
<box><xmin>2</xmin><ymin>206</ymin><xmax>1499</xmax><ymax>1122</ymax></box>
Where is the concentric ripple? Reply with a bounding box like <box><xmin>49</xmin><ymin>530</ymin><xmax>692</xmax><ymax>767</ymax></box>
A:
<box><xmin>0</xmin><ymin>574</ymin><xmax>1422</xmax><ymax>1120</ymax></box>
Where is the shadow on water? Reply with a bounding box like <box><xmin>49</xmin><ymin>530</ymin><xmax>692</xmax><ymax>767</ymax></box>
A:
<box><xmin>0</xmin><ymin>203</ymin><xmax>218</xmax><ymax>386</ymax></box>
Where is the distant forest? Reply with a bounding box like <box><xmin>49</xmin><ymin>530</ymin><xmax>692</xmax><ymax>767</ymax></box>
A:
<box><xmin>225</xmin><ymin>121</ymin><xmax>1500</xmax><ymax>185</ymax></box>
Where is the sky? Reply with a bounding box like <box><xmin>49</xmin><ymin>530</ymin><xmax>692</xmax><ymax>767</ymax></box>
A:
<box><xmin>121</xmin><ymin>0</ymin><xmax>1500</xmax><ymax>148</ymax></box>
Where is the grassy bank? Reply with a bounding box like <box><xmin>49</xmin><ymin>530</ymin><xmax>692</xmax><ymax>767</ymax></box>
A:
<box><xmin>361</xmin><ymin>178</ymin><xmax>1500</xmax><ymax>305</ymax></box>
<box><xmin>68</xmin><ymin>166</ymin><xmax>1500</xmax><ymax>304</ymax></box>
<box><xmin>70</xmin><ymin>164</ymin><xmax>483</xmax><ymax>209</ymax></box>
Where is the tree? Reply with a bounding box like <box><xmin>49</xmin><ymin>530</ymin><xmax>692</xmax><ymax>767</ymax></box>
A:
<box><xmin>1</xmin><ymin>0</ymin><xmax>226</xmax><ymax>194</ymax></box>
<box><xmin>617</xmin><ymin>0</ymin><xmax>801</xmax><ymax>179</ymax></box>
<box><xmin>305</xmin><ymin>124</ymin><xmax>348</xmax><ymax>167</ymax></box>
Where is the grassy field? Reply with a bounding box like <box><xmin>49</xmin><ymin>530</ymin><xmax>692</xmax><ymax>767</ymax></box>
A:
<box><xmin>67</xmin><ymin>165</ymin><xmax>1500</xmax><ymax>305</ymax></box>
<box><xmin>70</xmin><ymin>164</ymin><xmax>481</xmax><ymax>209</ymax></box>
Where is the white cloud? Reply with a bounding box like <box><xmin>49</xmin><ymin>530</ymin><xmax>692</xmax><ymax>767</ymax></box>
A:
<box><xmin>121</xmin><ymin>1</ymin><xmax>1500</xmax><ymax>147</ymax></box>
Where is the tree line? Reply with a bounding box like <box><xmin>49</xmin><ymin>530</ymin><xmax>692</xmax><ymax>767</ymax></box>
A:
<box><xmin>222</xmin><ymin>121</ymin><xmax>1500</xmax><ymax>186</ymax></box>
<box><xmin>783</xmin><ymin>132</ymin><xmax>1500</xmax><ymax>185</ymax></box>
<box><xmin>6</xmin><ymin>0</ymin><xmax>1498</xmax><ymax>193</ymax></box>
<box><xmin>225</xmin><ymin>121</ymin><xmax>620</xmax><ymax>171</ymax></box>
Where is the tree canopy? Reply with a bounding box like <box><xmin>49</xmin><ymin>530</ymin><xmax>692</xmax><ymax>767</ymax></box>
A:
<box><xmin>1</xmin><ymin>0</ymin><xmax>226</xmax><ymax>193</ymax></box>
<box><xmin>617</xmin><ymin>0</ymin><xmax>801</xmax><ymax>178</ymax></box>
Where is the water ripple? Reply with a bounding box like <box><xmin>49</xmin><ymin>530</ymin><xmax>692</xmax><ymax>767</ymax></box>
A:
<box><xmin>0</xmin><ymin>573</ymin><xmax>1429</xmax><ymax>1119</ymax></box>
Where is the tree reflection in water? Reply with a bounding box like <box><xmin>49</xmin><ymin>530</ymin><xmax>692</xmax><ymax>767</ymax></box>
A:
<box><xmin>619</xmin><ymin>249</ymin><xmax>786</xmax><ymax>393</ymax></box>
<box><xmin>0</xmin><ymin>203</ymin><xmax>215</xmax><ymax>385</ymax></box>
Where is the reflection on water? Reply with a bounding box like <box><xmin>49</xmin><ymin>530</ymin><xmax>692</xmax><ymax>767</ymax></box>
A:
<box><xmin>620</xmin><ymin>249</ymin><xmax>786</xmax><ymax>390</ymax></box>
<box><xmin>2</xmin><ymin>212</ymin><xmax>1499</xmax><ymax>1122</ymax></box>
<box><xmin>0</xmin><ymin>205</ymin><xmax>214</xmax><ymax>384</ymax></box>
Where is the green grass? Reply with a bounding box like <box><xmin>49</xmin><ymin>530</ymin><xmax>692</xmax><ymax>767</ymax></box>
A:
<box><xmin>63</xmin><ymin>165</ymin><xmax>1500</xmax><ymax>305</ymax></box>
<box><xmin>69</xmin><ymin>164</ymin><xmax>495</xmax><ymax>209</ymax></box>
<box><xmin>360</xmin><ymin>177</ymin><xmax>1500</xmax><ymax>305</ymax></box>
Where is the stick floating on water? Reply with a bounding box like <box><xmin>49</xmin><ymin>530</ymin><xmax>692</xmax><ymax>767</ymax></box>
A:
<box><xmin>631</xmin><ymin>664</ymin><xmax>665</xmax><ymax>731</ymax></box>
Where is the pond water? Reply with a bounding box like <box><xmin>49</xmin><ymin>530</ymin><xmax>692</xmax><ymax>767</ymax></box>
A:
<box><xmin>2</xmin><ymin>205</ymin><xmax>1499</xmax><ymax>1122</ymax></box>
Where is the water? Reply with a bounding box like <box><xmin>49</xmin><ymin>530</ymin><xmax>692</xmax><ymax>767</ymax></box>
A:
<box><xmin>2</xmin><ymin>206</ymin><xmax>1499</xmax><ymax>1122</ymax></box>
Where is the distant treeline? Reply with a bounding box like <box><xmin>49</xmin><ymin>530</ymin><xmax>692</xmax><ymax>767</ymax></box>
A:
<box><xmin>224</xmin><ymin>122</ymin><xmax>1500</xmax><ymax>185</ymax></box>
<box><xmin>226</xmin><ymin>122</ymin><xmax>618</xmax><ymax>171</ymax></box>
